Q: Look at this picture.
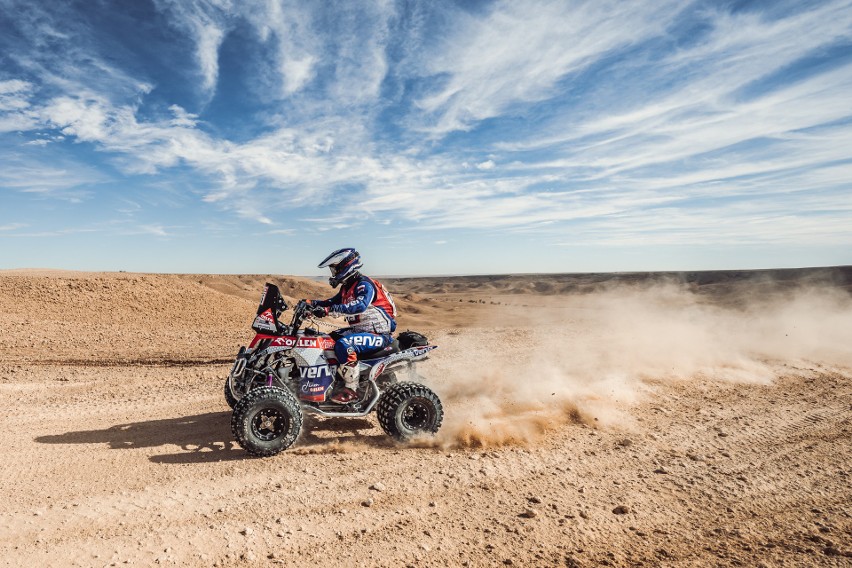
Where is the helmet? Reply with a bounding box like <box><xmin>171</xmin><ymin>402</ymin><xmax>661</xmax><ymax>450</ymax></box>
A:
<box><xmin>318</xmin><ymin>248</ymin><xmax>362</xmax><ymax>287</ymax></box>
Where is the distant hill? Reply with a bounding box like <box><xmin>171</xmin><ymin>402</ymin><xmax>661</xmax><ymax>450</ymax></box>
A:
<box><xmin>383</xmin><ymin>265</ymin><xmax>852</xmax><ymax>302</ymax></box>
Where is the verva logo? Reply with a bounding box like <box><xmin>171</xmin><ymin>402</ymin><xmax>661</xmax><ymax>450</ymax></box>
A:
<box><xmin>350</xmin><ymin>335</ymin><xmax>385</xmax><ymax>347</ymax></box>
<box><xmin>299</xmin><ymin>365</ymin><xmax>333</xmax><ymax>379</ymax></box>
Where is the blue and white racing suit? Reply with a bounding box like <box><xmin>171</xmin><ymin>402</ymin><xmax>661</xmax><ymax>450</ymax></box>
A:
<box><xmin>312</xmin><ymin>275</ymin><xmax>397</xmax><ymax>366</ymax></box>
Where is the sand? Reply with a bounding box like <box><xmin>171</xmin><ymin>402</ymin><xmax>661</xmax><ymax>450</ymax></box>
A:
<box><xmin>0</xmin><ymin>268</ymin><xmax>850</xmax><ymax>567</ymax></box>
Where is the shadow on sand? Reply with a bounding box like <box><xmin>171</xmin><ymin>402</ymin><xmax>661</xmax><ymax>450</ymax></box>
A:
<box><xmin>34</xmin><ymin>411</ymin><xmax>246</xmax><ymax>464</ymax></box>
<box><xmin>296</xmin><ymin>415</ymin><xmax>393</xmax><ymax>451</ymax></box>
<box><xmin>35</xmin><ymin>411</ymin><xmax>390</xmax><ymax>464</ymax></box>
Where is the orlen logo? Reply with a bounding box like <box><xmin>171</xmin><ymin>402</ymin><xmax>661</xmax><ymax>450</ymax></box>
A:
<box><xmin>270</xmin><ymin>336</ymin><xmax>334</xmax><ymax>349</ymax></box>
<box><xmin>299</xmin><ymin>365</ymin><xmax>333</xmax><ymax>379</ymax></box>
<box><xmin>300</xmin><ymin>382</ymin><xmax>330</xmax><ymax>395</ymax></box>
<box><xmin>295</xmin><ymin>337</ymin><xmax>335</xmax><ymax>349</ymax></box>
<box><xmin>258</xmin><ymin>309</ymin><xmax>274</xmax><ymax>323</ymax></box>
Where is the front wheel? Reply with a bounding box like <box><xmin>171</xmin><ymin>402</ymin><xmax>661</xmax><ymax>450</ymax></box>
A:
<box><xmin>376</xmin><ymin>382</ymin><xmax>444</xmax><ymax>442</ymax></box>
<box><xmin>231</xmin><ymin>386</ymin><xmax>303</xmax><ymax>457</ymax></box>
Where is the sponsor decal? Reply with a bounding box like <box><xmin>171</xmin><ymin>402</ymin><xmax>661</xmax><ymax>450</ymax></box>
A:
<box><xmin>253</xmin><ymin>309</ymin><xmax>277</xmax><ymax>332</ymax></box>
<box><xmin>272</xmin><ymin>336</ymin><xmax>297</xmax><ymax>347</ymax></box>
<box><xmin>270</xmin><ymin>336</ymin><xmax>335</xmax><ymax>350</ymax></box>
<box><xmin>409</xmin><ymin>346</ymin><xmax>435</xmax><ymax>358</ymax></box>
<box><xmin>259</xmin><ymin>335</ymin><xmax>337</xmax><ymax>351</ymax></box>
<box><xmin>298</xmin><ymin>366</ymin><xmax>334</xmax><ymax>402</ymax></box>
<box><xmin>349</xmin><ymin>335</ymin><xmax>385</xmax><ymax>347</ymax></box>
<box><xmin>299</xmin><ymin>365</ymin><xmax>333</xmax><ymax>380</ymax></box>
<box><xmin>253</xmin><ymin>320</ymin><xmax>276</xmax><ymax>332</ymax></box>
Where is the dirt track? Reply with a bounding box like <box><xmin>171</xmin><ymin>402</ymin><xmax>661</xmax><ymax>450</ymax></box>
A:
<box><xmin>1</xmin><ymin>271</ymin><xmax>850</xmax><ymax>567</ymax></box>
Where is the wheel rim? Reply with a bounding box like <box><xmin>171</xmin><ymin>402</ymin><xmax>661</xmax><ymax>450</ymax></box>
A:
<box><xmin>251</xmin><ymin>407</ymin><xmax>288</xmax><ymax>442</ymax></box>
<box><xmin>400</xmin><ymin>397</ymin><xmax>435</xmax><ymax>432</ymax></box>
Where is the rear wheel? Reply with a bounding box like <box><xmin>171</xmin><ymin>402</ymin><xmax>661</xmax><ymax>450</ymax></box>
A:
<box><xmin>231</xmin><ymin>386</ymin><xmax>303</xmax><ymax>456</ymax></box>
<box><xmin>376</xmin><ymin>382</ymin><xmax>443</xmax><ymax>442</ymax></box>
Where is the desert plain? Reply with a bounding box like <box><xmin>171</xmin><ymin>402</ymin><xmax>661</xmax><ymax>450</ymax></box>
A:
<box><xmin>1</xmin><ymin>267</ymin><xmax>850</xmax><ymax>567</ymax></box>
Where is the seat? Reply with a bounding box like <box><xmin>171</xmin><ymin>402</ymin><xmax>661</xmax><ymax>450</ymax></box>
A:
<box><xmin>362</xmin><ymin>339</ymin><xmax>400</xmax><ymax>365</ymax></box>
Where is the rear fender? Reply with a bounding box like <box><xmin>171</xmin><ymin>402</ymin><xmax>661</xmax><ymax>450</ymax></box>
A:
<box><xmin>403</xmin><ymin>345</ymin><xmax>438</xmax><ymax>360</ymax></box>
<box><xmin>366</xmin><ymin>345</ymin><xmax>437</xmax><ymax>382</ymax></box>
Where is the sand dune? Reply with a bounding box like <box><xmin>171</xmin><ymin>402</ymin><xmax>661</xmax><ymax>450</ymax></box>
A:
<box><xmin>1</xmin><ymin>268</ymin><xmax>850</xmax><ymax>566</ymax></box>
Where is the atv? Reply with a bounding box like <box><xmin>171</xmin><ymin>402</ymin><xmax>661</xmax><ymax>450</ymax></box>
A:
<box><xmin>225</xmin><ymin>283</ymin><xmax>443</xmax><ymax>456</ymax></box>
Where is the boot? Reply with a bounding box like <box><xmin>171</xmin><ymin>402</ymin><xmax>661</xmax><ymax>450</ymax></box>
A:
<box><xmin>329</xmin><ymin>363</ymin><xmax>360</xmax><ymax>404</ymax></box>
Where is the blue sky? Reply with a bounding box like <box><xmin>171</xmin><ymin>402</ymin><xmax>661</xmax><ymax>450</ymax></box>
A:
<box><xmin>1</xmin><ymin>0</ymin><xmax>851</xmax><ymax>276</ymax></box>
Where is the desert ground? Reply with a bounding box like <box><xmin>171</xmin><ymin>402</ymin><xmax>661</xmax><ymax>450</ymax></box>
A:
<box><xmin>1</xmin><ymin>267</ymin><xmax>850</xmax><ymax>567</ymax></box>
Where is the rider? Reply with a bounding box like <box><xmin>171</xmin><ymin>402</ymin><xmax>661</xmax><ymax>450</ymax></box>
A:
<box><xmin>309</xmin><ymin>248</ymin><xmax>397</xmax><ymax>404</ymax></box>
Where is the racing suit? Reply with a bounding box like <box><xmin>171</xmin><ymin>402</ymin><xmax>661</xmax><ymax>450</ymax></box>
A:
<box><xmin>311</xmin><ymin>275</ymin><xmax>397</xmax><ymax>399</ymax></box>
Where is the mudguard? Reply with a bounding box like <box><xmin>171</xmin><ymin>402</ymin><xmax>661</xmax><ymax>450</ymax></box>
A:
<box><xmin>367</xmin><ymin>345</ymin><xmax>438</xmax><ymax>382</ymax></box>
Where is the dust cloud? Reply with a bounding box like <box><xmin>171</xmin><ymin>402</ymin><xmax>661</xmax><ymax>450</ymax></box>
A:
<box><xmin>426</xmin><ymin>282</ymin><xmax>852</xmax><ymax>448</ymax></box>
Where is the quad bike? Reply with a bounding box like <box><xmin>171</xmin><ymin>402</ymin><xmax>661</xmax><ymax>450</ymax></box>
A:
<box><xmin>225</xmin><ymin>283</ymin><xmax>443</xmax><ymax>456</ymax></box>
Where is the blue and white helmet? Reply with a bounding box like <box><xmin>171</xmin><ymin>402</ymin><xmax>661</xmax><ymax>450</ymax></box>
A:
<box><xmin>318</xmin><ymin>248</ymin><xmax>363</xmax><ymax>287</ymax></box>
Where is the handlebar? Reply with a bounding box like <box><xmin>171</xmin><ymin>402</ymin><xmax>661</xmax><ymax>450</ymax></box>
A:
<box><xmin>285</xmin><ymin>299</ymin><xmax>310</xmax><ymax>333</ymax></box>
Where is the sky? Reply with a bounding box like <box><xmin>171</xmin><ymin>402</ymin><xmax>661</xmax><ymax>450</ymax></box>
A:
<box><xmin>1</xmin><ymin>0</ymin><xmax>851</xmax><ymax>277</ymax></box>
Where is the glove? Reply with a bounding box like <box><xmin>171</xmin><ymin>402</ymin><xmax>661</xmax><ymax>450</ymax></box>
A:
<box><xmin>311</xmin><ymin>305</ymin><xmax>329</xmax><ymax>318</ymax></box>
